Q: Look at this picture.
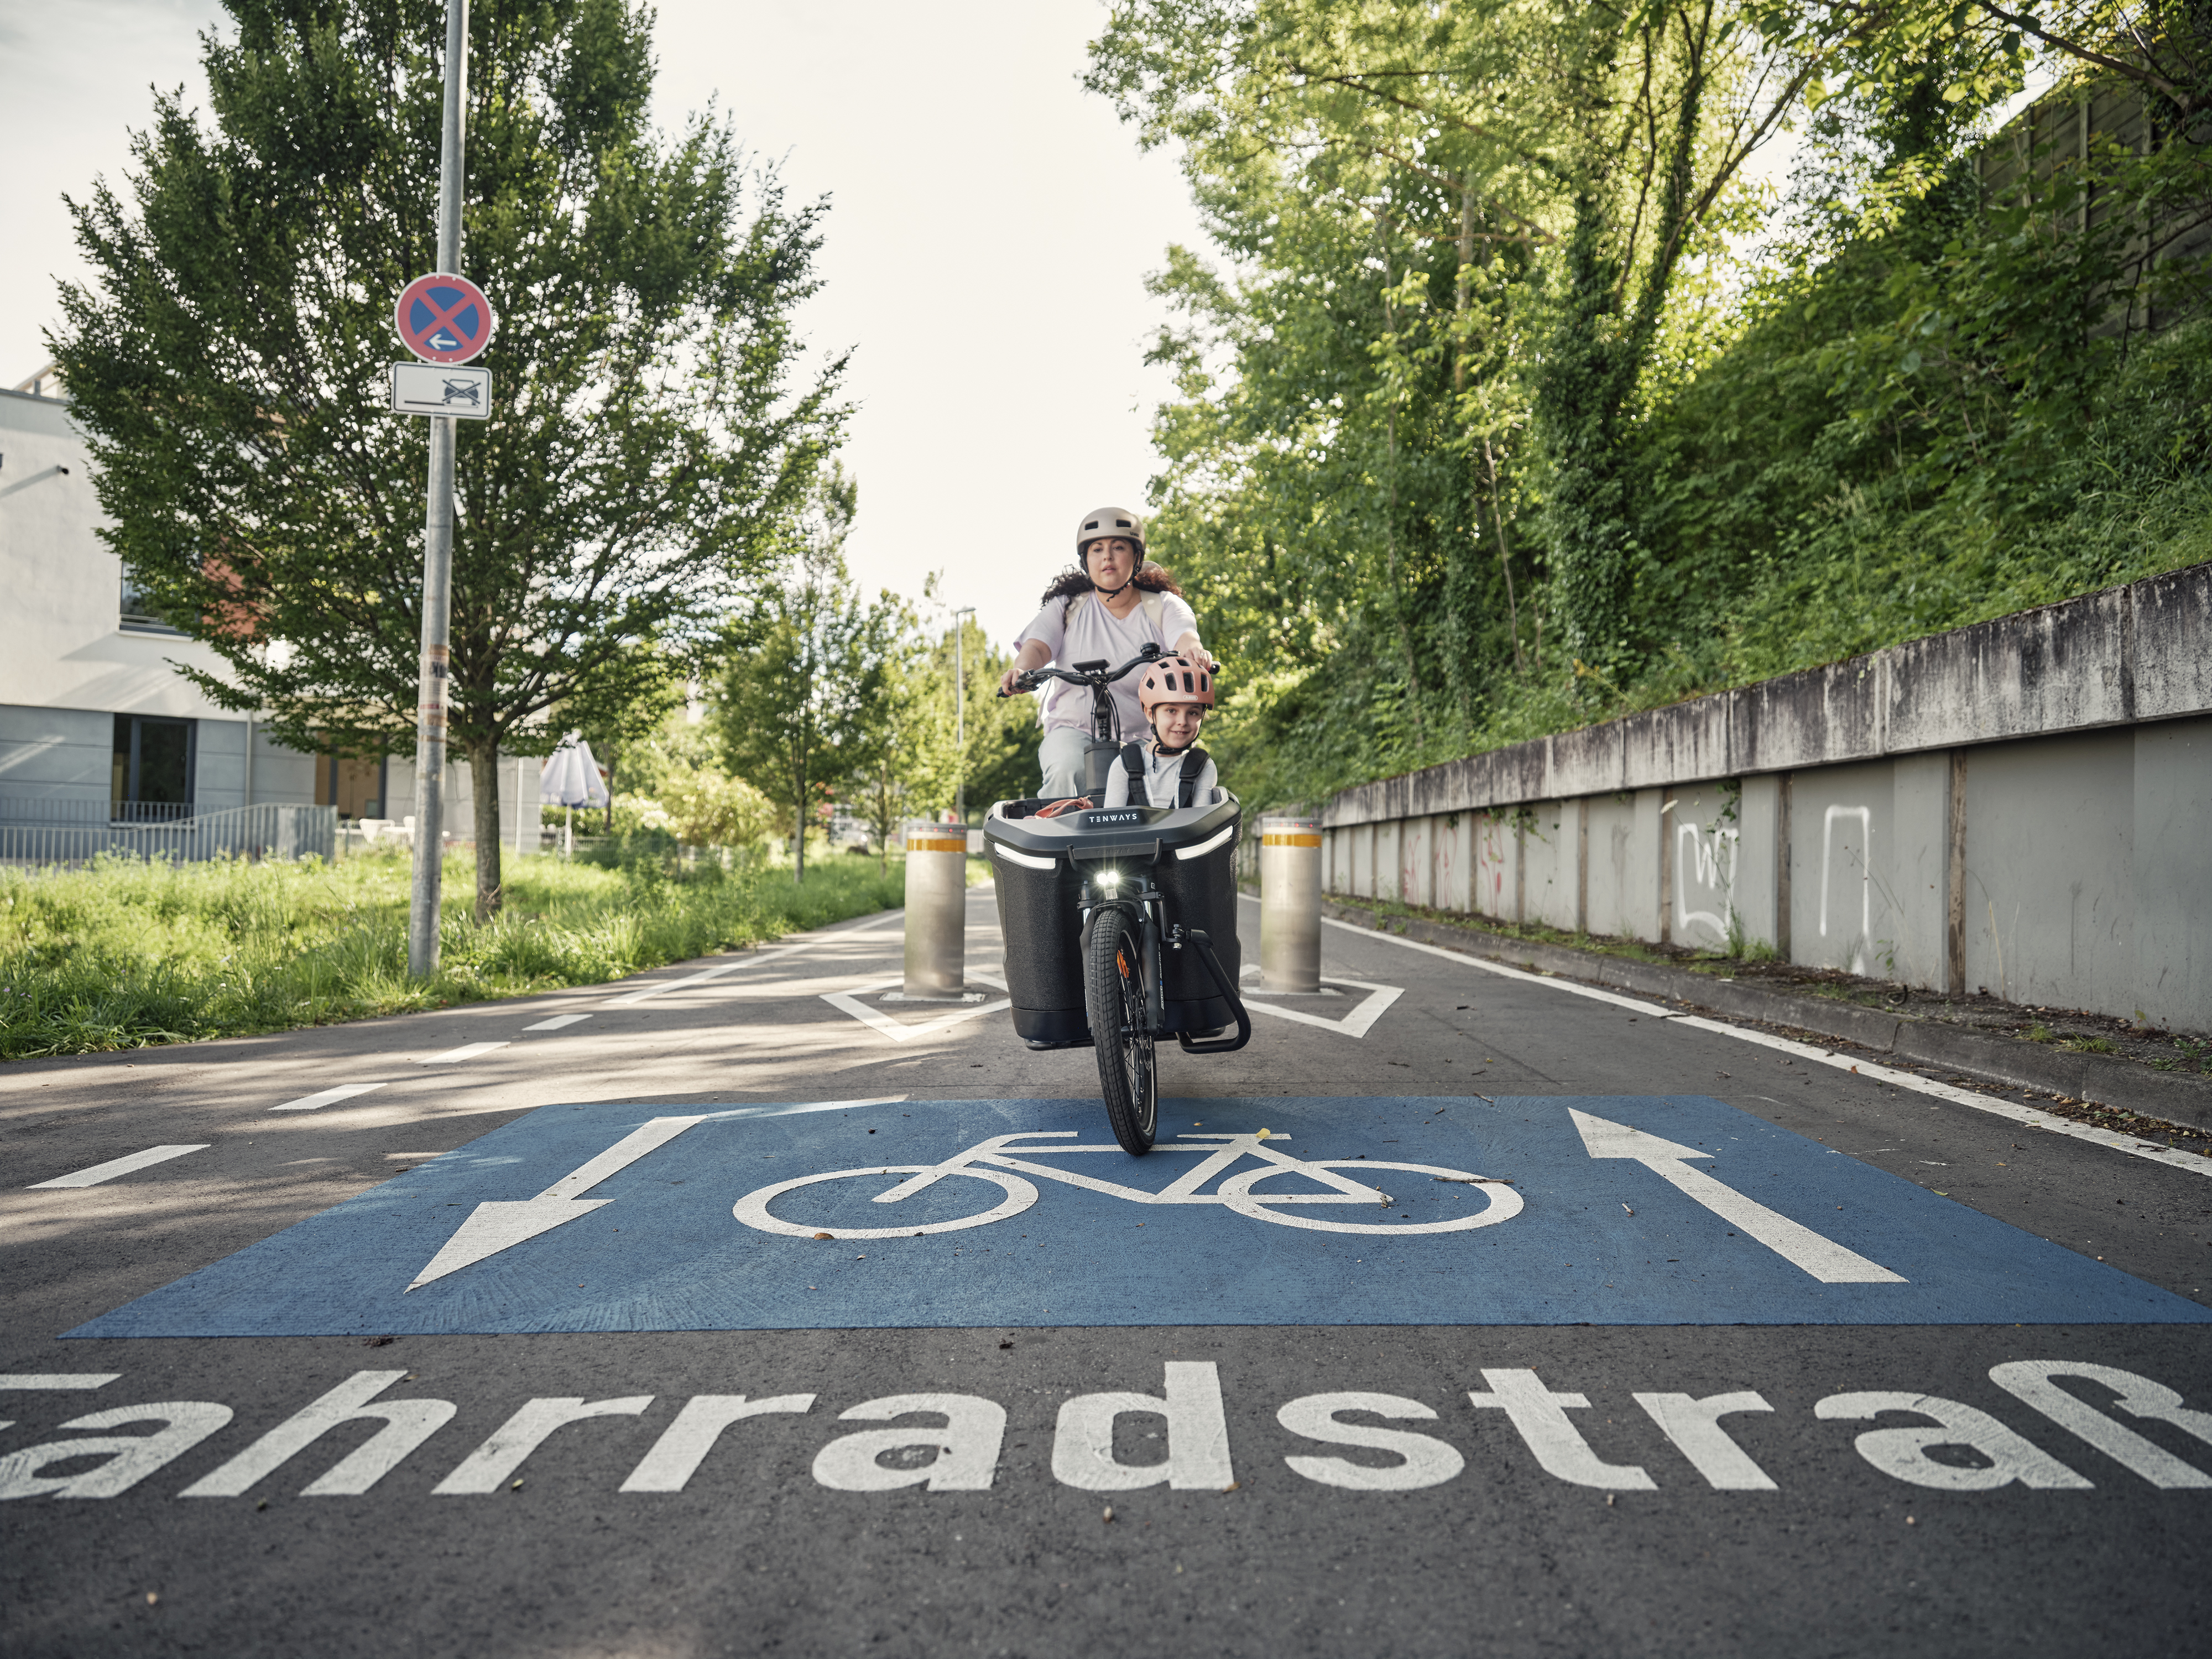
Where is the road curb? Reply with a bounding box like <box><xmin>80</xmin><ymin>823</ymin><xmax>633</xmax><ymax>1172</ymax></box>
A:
<box><xmin>1309</xmin><ymin>897</ymin><xmax>2212</xmax><ymax>1129</ymax></box>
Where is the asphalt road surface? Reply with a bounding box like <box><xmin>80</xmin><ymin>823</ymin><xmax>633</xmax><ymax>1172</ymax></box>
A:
<box><xmin>6</xmin><ymin>883</ymin><xmax>2210</xmax><ymax>1657</ymax></box>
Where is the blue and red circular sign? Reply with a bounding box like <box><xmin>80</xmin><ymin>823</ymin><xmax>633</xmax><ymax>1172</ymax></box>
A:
<box><xmin>394</xmin><ymin>273</ymin><xmax>495</xmax><ymax>364</ymax></box>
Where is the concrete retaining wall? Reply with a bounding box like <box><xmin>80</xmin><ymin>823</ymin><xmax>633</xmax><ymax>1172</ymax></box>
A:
<box><xmin>1319</xmin><ymin>564</ymin><xmax>2212</xmax><ymax>1031</ymax></box>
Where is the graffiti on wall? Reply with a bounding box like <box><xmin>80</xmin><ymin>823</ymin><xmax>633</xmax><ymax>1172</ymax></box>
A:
<box><xmin>1674</xmin><ymin>821</ymin><xmax>1740</xmax><ymax>946</ymax></box>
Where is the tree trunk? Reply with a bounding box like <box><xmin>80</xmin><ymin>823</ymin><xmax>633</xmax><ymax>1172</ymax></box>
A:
<box><xmin>1453</xmin><ymin>184</ymin><xmax>1474</xmax><ymax>395</ymax></box>
<box><xmin>792</xmin><ymin>753</ymin><xmax>807</xmax><ymax>885</ymax></box>
<box><xmin>601</xmin><ymin>738</ymin><xmax>619</xmax><ymax>836</ymax></box>
<box><xmin>468</xmin><ymin>736</ymin><xmax>503</xmax><ymax>922</ymax></box>
<box><xmin>1377</xmin><ymin>210</ymin><xmax>1425</xmax><ymax>737</ymax></box>
<box><xmin>1484</xmin><ymin>435</ymin><xmax>1525</xmax><ymax>672</ymax></box>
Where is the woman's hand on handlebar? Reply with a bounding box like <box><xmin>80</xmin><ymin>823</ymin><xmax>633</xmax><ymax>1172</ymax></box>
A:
<box><xmin>999</xmin><ymin>639</ymin><xmax>1053</xmax><ymax>697</ymax></box>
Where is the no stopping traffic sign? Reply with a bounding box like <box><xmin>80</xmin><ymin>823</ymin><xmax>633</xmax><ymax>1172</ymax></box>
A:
<box><xmin>394</xmin><ymin>272</ymin><xmax>495</xmax><ymax>364</ymax></box>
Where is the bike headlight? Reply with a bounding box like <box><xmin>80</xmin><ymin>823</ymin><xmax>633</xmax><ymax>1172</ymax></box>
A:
<box><xmin>1096</xmin><ymin>868</ymin><xmax>1120</xmax><ymax>890</ymax></box>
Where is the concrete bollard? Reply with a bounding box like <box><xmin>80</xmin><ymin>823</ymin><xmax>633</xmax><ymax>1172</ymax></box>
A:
<box><xmin>1259</xmin><ymin>814</ymin><xmax>1323</xmax><ymax>993</ymax></box>
<box><xmin>903</xmin><ymin>817</ymin><xmax>968</xmax><ymax>997</ymax></box>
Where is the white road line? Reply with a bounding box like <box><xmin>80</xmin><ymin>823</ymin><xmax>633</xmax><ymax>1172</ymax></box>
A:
<box><xmin>29</xmin><ymin>1144</ymin><xmax>209</xmax><ymax>1189</ymax></box>
<box><xmin>820</xmin><ymin>974</ymin><xmax>1013</xmax><ymax>1044</ymax></box>
<box><xmin>523</xmin><ymin>1013</ymin><xmax>592</xmax><ymax>1031</ymax></box>
<box><xmin>421</xmin><ymin>1041</ymin><xmax>510</xmax><ymax>1065</ymax></box>
<box><xmin>604</xmin><ymin>910</ymin><xmax>905</xmax><ymax>1007</ymax></box>
<box><xmin>697</xmin><ymin>1095</ymin><xmax>910</xmax><ymax>1124</ymax></box>
<box><xmin>1312</xmin><ymin>907</ymin><xmax>2212</xmax><ymax>1181</ymax></box>
<box><xmin>0</xmin><ymin>1374</ymin><xmax>121</xmax><ymax>1389</ymax></box>
<box><xmin>272</xmin><ymin>1083</ymin><xmax>387</xmax><ymax>1113</ymax></box>
<box><xmin>1304</xmin><ymin>907</ymin><xmax>1677</xmax><ymax>1017</ymax></box>
<box><xmin>1243</xmin><ymin>977</ymin><xmax>1404</xmax><ymax>1037</ymax></box>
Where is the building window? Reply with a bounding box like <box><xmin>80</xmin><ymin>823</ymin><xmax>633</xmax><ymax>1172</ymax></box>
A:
<box><xmin>112</xmin><ymin>715</ymin><xmax>196</xmax><ymax>818</ymax></box>
<box><xmin>119</xmin><ymin>575</ymin><xmax>185</xmax><ymax>635</ymax></box>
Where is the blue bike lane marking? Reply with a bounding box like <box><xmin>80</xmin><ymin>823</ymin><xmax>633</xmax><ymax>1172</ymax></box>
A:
<box><xmin>67</xmin><ymin>1094</ymin><xmax>2210</xmax><ymax>1338</ymax></box>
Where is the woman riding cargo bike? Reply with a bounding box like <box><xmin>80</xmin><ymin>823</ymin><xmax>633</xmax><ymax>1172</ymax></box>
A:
<box><xmin>987</xmin><ymin>508</ymin><xmax>1250</xmax><ymax>1157</ymax></box>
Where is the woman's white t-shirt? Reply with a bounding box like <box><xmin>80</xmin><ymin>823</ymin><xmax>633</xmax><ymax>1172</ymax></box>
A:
<box><xmin>1100</xmin><ymin>745</ymin><xmax>1219</xmax><ymax>809</ymax></box>
<box><xmin>1015</xmin><ymin>586</ymin><xmax>1199</xmax><ymax>742</ymax></box>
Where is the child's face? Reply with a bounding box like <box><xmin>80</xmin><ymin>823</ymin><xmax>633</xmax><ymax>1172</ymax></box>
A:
<box><xmin>1154</xmin><ymin>704</ymin><xmax>1203</xmax><ymax>750</ymax></box>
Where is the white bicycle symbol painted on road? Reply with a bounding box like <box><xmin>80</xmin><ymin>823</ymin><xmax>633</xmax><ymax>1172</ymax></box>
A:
<box><xmin>731</xmin><ymin>1130</ymin><xmax>1525</xmax><ymax>1240</ymax></box>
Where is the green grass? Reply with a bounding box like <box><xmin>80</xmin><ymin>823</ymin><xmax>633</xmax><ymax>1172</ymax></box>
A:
<box><xmin>0</xmin><ymin>846</ymin><xmax>914</xmax><ymax>1060</ymax></box>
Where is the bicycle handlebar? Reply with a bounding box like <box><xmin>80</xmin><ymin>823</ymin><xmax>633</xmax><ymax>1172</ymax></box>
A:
<box><xmin>995</xmin><ymin>641</ymin><xmax>1162</xmax><ymax>699</ymax></box>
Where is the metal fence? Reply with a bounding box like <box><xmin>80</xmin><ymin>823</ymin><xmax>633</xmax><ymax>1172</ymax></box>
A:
<box><xmin>0</xmin><ymin>800</ymin><xmax>338</xmax><ymax>867</ymax></box>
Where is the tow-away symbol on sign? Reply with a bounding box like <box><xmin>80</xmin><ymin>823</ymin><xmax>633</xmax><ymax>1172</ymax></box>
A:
<box><xmin>1570</xmin><ymin>1109</ymin><xmax>1905</xmax><ymax>1285</ymax></box>
<box><xmin>408</xmin><ymin>1115</ymin><xmax>704</xmax><ymax>1289</ymax></box>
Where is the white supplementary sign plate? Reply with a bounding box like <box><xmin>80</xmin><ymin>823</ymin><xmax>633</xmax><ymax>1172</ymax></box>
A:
<box><xmin>389</xmin><ymin>362</ymin><xmax>492</xmax><ymax>418</ymax></box>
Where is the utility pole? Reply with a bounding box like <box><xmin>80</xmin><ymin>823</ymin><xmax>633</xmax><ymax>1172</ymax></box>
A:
<box><xmin>407</xmin><ymin>0</ymin><xmax>469</xmax><ymax>978</ymax></box>
<box><xmin>951</xmin><ymin>606</ymin><xmax>975</xmax><ymax>825</ymax></box>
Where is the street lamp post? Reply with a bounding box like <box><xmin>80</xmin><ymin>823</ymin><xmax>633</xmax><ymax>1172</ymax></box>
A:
<box><xmin>951</xmin><ymin>607</ymin><xmax>975</xmax><ymax>825</ymax></box>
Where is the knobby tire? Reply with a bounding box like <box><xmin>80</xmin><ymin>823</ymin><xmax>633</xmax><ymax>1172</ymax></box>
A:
<box><xmin>1086</xmin><ymin>911</ymin><xmax>1156</xmax><ymax>1155</ymax></box>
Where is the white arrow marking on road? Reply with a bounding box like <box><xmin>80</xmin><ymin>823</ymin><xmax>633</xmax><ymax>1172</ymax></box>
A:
<box><xmin>407</xmin><ymin>1115</ymin><xmax>705</xmax><ymax>1290</ymax></box>
<box><xmin>1569</xmin><ymin>1109</ymin><xmax>1906</xmax><ymax>1284</ymax></box>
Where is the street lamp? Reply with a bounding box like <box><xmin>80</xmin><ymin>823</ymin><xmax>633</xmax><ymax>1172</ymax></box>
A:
<box><xmin>951</xmin><ymin>607</ymin><xmax>975</xmax><ymax>825</ymax></box>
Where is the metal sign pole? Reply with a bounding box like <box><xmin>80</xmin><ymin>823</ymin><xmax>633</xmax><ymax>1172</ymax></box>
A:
<box><xmin>407</xmin><ymin>0</ymin><xmax>469</xmax><ymax>978</ymax></box>
<box><xmin>952</xmin><ymin>606</ymin><xmax>974</xmax><ymax>825</ymax></box>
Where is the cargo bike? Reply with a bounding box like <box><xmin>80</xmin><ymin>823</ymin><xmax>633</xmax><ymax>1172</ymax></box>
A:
<box><xmin>985</xmin><ymin>644</ymin><xmax>1251</xmax><ymax>1156</ymax></box>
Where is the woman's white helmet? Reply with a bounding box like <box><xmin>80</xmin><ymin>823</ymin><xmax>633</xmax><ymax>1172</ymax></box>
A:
<box><xmin>1076</xmin><ymin>505</ymin><xmax>1145</xmax><ymax>564</ymax></box>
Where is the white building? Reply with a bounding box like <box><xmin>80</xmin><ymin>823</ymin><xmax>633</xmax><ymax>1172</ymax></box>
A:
<box><xmin>0</xmin><ymin>368</ymin><xmax>539</xmax><ymax>845</ymax></box>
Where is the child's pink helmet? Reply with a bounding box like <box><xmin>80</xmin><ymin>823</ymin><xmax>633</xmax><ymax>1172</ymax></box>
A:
<box><xmin>1138</xmin><ymin>654</ymin><xmax>1216</xmax><ymax>716</ymax></box>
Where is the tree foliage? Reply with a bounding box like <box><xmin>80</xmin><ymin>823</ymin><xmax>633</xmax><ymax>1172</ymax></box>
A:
<box><xmin>715</xmin><ymin>468</ymin><xmax>907</xmax><ymax>884</ymax></box>
<box><xmin>51</xmin><ymin>0</ymin><xmax>843</xmax><ymax>919</ymax></box>
<box><xmin>1090</xmin><ymin>0</ymin><xmax>2211</xmax><ymax>807</ymax></box>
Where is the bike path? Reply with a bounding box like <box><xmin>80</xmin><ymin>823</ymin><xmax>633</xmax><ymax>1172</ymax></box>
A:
<box><xmin>70</xmin><ymin>1091</ymin><xmax>2210</xmax><ymax>1338</ymax></box>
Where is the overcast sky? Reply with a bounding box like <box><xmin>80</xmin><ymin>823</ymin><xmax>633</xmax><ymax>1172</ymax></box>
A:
<box><xmin>0</xmin><ymin>0</ymin><xmax>1206</xmax><ymax>649</ymax></box>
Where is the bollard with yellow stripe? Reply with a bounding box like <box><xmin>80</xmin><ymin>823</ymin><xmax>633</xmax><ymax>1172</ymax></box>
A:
<box><xmin>1260</xmin><ymin>815</ymin><xmax>1323</xmax><ymax>992</ymax></box>
<box><xmin>903</xmin><ymin>817</ymin><xmax>968</xmax><ymax>997</ymax></box>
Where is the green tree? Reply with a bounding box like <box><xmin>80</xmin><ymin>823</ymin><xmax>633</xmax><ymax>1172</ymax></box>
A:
<box><xmin>659</xmin><ymin>769</ymin><xmax>776</xmax><ymax>851</ymax></box>
<box><xmin>844</xmin><ymin>646</ymin><xmax>950</xmax><ymax>871</ymax></box>
<box><xmin>51</xmin><ymin>0</ymin><xmax>844</xmax><ymax>924</ymax></box>
<box><xmin>936</xmin><ymin>615</ymin><xmax>1039</xmax><ymax>818</ymax></box>
<box><xmin>716</xmin><ymin>468</ymin><xmax>905</xmax><ymax>883</ymax></box>
<box><xmin>1091</xmin><ymin>0</ymin><xmax>1818</xmax><ymax>795</ymax></box>
<box><xmin>1098</xmin><ymin>0</ymin><xmax>2211</xmax><ymax>809</ymax></box>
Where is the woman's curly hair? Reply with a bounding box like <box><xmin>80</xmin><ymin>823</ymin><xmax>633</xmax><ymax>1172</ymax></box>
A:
<box><xmin>1039</xmin><ymin>562</ymin><xmax>1184</xmax><ymax>606</ymax></box>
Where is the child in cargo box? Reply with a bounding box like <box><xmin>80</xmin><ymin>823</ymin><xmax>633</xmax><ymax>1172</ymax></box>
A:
<box><xmin>1100</xmin><ymin>653</ymin><xmax>1219</xmax><ymax>810</ymax></box>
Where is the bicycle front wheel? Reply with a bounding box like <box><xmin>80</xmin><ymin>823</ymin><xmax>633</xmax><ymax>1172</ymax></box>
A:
<box><xmin>1085</xmin><ymin>909</ymin><xmax>1156</xmax><ymax>1155</ymax></box>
